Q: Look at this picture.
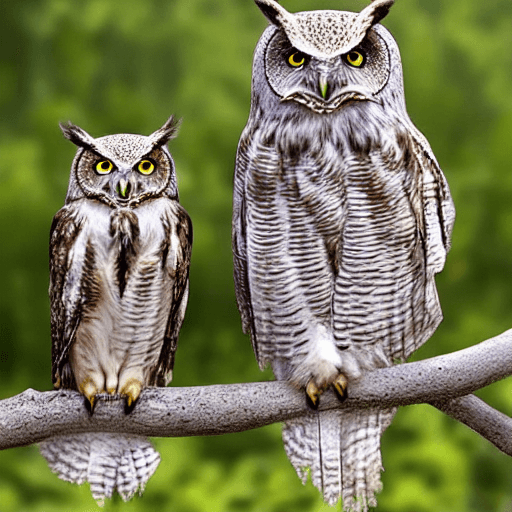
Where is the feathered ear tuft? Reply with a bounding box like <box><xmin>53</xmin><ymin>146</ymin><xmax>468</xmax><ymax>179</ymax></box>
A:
<box><xmin>59</xmin><ymin>122</ymin><xmax>97</xmax><ymax>151</ymax></box>
<box><xmin>360</xmin><ymin>0</ymin><xmax>395</xmax><ymax>28</ymax></box>
<box><xmin>148</xmin><ymin>115</ymin><xmax>181</xmax><ymax>148</ymax></box>
<box><xmin>254</xmin><ymin>0</ymin><xmax>293</xmax><ymax>27</ymax></box>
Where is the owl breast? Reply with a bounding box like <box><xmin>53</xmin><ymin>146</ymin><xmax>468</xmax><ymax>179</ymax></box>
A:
<box><xmin>68</xmin><ymin>198</ymin><xmax>180</xmax><ymax>395</ymax></box>
<box><xmin>243</xmin><ymin>113</ymin><xmax>437</xmax><ymax>385</ymax></box>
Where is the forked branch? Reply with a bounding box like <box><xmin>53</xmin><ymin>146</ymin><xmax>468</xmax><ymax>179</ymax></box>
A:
<box><xmin>1</xmin><ymin>329</ymin><xmax>512</xmax><ymax>454</ymax></box>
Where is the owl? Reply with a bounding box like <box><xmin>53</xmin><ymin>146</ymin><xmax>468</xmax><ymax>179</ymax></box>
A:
<box><xmin>39</xmin><ymin>116</ymin><xmax>192</xmax><ymax>504</ymax></box>
<box><xmin>232</xmin><ymin>0</ymin><xmax>455</xmax><ymax>510</ymax></box>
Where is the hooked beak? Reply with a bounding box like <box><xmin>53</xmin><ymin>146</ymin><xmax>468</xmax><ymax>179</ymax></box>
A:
<box><xmin>318</xmin><ymin>75</ymin><xmax>329</xmax><ymax>100</ymax></box>
<box><xmin>116</xmin><ymin>177</ymin><xmax>132</xmax><ymax>199</ymax></box>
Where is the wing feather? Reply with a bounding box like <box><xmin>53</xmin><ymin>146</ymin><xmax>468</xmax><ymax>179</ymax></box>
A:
<box><xmin>399</xmin><ymin>129</ymin><xmax>455</xmax><ymax>359</ymax></box>
<box><xmin>153</xmin><ymin>202</ymin><xmax>192</xmax><ymax>386</ymax></box>
<box><xmin>401</xmin><ymin>122</ymin><xmax>454</xmax><ymax>242</ymax></box>
<box><xmin>233</xmin><ymin>128</ymin><xmax>262</xmax><ymax>363</ymax></box>
<box><xmin>49</xmin><ymin>204</ymin><xmax>86</xmax><ymax>389</ymax></box>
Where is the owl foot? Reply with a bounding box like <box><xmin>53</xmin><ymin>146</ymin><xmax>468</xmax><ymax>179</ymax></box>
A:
<box><xmin>120</xmin><ymin>378</ymin><xmax>143</xmax><ymax>414</ymax></box>
<box><xmin>333</xmin><ymin>373</ymin><xmax>348</xmax><ymax>402</ymax></box>
<box><xmin>78</xmin><ymin>378</ymin><xmax>100</xmax><ymax>415</ymax></box>
<box><xmin>305</xmin><ymin>373</ymin><xmax>349</xmax><ymax>409</ymax></box>
<box><xmin>305</xmin><ymin>380</ymin><xmax>323</xmax><ymax>410</ymax></box>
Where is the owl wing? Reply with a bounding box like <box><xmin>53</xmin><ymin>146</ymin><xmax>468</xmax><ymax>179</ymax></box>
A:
<box><xmin>49</xmin><ymin>203</ymin><xmax>86</xmax><ymax>390</ymax></box>
<box><xmin>411</xmin><ymin>129</ymin><xmax>455</xmax><ymax>272</ymax></box>
<box><xmin>153</xmin><ymin>202</ymin><xmax>193</xmax><ymax>386</ymax></box>
<box><xmin>399</xmin><ymin>128</ymin><xmax>455</xmax><ymax>360</ymax></box>
<box><xmin>232</xmin><ymin>128</ymin><xmax>262</xmax><ymax>364</ymax></box>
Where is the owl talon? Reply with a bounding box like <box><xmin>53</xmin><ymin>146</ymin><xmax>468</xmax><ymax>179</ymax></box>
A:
<box><xmin>83</xmin><ymin>395</ymin><xmax>97</xmax><ymax>415</ymax></box>
<box><xmin>120</xmin><ymin>378</ymin><xmax>143</xmax><ymax>414</ymax></box>
<box><xmin>333</xmin><ymin>374</ymin><xmax>348</xmax><ymax>402</ymax></box>
<box><xmin>306</xmin><ymin>380</ymin><xmax>321</xmax><ymax>410</ymax></box>
<box><xmin>79</xmin><ymin>378</ymin><xmax>100</xmax><ymax>415</ymax></box>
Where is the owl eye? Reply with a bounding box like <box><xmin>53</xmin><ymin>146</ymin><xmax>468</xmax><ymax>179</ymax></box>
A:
<box><xmin>137</xmin><ymin>159</ymin><xmax>155</xmax><ymax>175</ymax></box>
<box><xmin>344</xmin><ymin>50</ymin><xmax>365</xmax><ymax>68</ymax></box>
<box><xmin>287</xmin><ymin>51</ymin><xmax>307</xmax><ymax>68</ymax></box>
<box><xmin>95</xmin><ymin>160</ymin><xmax>113</xmax><ymax>175</ymax></box>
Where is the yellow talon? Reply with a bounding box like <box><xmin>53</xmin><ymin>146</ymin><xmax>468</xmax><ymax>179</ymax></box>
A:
<box><xmin>306</xmin><ymin>380</ymin><xmax>321</xmax><ymax>409</ymax></box>
<box><xmin>120</xmin><ymin>378</ymin><xmax>143</xmax><ymax>409</ymax></box>
<box><xmin>333</xmin><ymin>374</ymin><xmax>349</xmax><ymax>402</ymax></box>
<box><xmin>79</xmin><ymin>377</ymin><xmax>99</xmax><ymax>412</ymax></box>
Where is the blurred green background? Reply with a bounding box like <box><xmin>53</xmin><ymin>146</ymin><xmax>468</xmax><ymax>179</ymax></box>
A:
<box><xmin>1</xmin><ymin>0</ymin><xmax>512</xmax><ymax>510</ymax></box>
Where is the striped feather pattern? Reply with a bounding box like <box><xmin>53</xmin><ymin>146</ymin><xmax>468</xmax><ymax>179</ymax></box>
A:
<box><xmin>47</xmin><ymin>118</ymin><xmax>191</xmax><ymax>504</ymax></box>
<box><xmin>50</xmin><ymin>197</ymin><xmax>191</xmax><ymax>395</ymax></box>
<box><xmin>233</xmin><ymin>15</ymin><xmax>455</xmax><ymax>509</ymax></box>
<box><xmin>332</xmin><ymin>148</ymin><xmax>433</xmax><ymax>363</ymax></box>
<box><xmin>233</xmin><ymin>100</ymin><xmax>453</xmax><ymax>510</ymax></box>
<box><xmin>282</xmin><ymin>408</ymin><xmax>396</xmax><ymax>510</ymax></box>
<box><xmin>39</xmin><ymin>434</ymin><xmax>160</xmax><ymax>505</ymax></box>
<box><xmin>46</xmin><ymin>196</ymin><xmax>191</xmax><ymax>504</ymax></box>
<box><xmin>239</xmin><ymin>116</ymin><xmax>440</xmax><ymax>377</ymax></box>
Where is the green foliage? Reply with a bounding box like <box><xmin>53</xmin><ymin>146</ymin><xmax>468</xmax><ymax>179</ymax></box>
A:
<box><xmin>1</xmin><ymin>0</ymin><xmax>512</xmax><ymax>510</ymax></box>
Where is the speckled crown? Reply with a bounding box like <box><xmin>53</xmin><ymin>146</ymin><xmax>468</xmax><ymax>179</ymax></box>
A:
<box><xmin>254</xmin><ymin>0</ymin><xmax>395</xmax><ymax>58</ymax></box>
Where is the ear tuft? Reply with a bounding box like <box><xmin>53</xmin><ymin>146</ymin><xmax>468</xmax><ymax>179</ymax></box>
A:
<box><xmin>361</xmin><ymin>0</ymin><xmax>395</xmax><ymax>27</ymax></box>
<box><xmin>148</xmin><ymin>115</ymin><xmax>182</xmax><ymax>148</ymax></box>
<box><xmin>254</xmin><ymin>0</ymin><xmax>291</xmax><ymax>27</ymax></box>
<box><xmin>59</xmin><ymin>122</ymin><xmax>97</xmax><ymax>151</ymax></box>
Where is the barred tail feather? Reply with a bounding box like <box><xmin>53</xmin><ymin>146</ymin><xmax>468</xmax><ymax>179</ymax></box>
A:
<box><xmin>283</xmin><ymin>408</ymin><xmax>396</xmax><ymax>511</ymax></box>
<box><xmin>39</xmin><ymin>433</ymin><xmax>160</xmax><ymax>505</ymax></box>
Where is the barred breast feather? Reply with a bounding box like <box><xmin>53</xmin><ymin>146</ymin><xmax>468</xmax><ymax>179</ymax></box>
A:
<box><xmin>233</xmin><ymin>104</ymin><xmax>454</xmax><ymax>510</ymax></box>
<box><xmin>42</xmin><ymin>196</ymin><xmax>192</xmax><ymax>504</ymax></box>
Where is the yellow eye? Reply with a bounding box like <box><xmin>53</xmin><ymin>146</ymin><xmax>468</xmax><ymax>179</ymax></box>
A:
<box><xmin>345</xmin><ymin>50</ymin><xmax>365</xmax><ymax>68</ymax></box>
<box><xmin>287</xmin><ymin>51</ymin><xmax>306</xmax><ymax>68</ymax></box>
<box><xmin>137</xmin><ymin>159</ymin><xmax>155</xmax><ymax>175</ymax></box>
<box><xmin>95</xmin><ymin>160</ymin><xmax>113</xmax><ymax>175</ymax></box>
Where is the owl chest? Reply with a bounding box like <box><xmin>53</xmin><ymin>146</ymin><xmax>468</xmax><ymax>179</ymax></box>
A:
<box><xmin>247</xmin><ymin>142</ymin><xmax>344</xmax><ymax>243</ymax></box>
<box><xmin>75</xmin><ymin>206</ymin><xmax>171</xmax><ymax>359</ymax></box>
<box><xmin>245</xmin><ymin>135</ymin><xmax>421</xmax><ymax>303</ymax></box>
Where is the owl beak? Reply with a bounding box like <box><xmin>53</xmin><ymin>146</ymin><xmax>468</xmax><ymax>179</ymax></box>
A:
<box><xmin>116</xmin><ymin>177</ymin><xmax>132</xmax><ymax>199</ymax></box>
<box><xmin>318</xmin><ymin>75</ymin><xmax>329</xmax><ymax>100</ymax></box>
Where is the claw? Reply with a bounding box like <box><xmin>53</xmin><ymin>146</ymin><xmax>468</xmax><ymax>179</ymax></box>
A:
<box><xmin>333</xmin><ymin>373</ymin><xmax>348</xmax><ymax>402</ymax></box>
<box><xmin>306</xmin><ymin>380</ymin><xmax>321</xmax><ymax>410</ymax></box>
<box><xmin>79</xmin><ymin>378</ymin><xmax>99</xmax><ymax>415</ymax></box>
<box><xmin>120</xmin><ymin>378</ymin><xmax>143</xmax><ymax>414</ymax></box>
<box><xmin>83</xmin><ymin>395</ymin><xmax>96</xmax><ymax>415</ymax></box>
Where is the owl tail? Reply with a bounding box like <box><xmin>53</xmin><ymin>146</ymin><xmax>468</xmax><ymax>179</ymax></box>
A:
<box><xmin>282</xmin><ymin>408</ymin><xmax>396</xmax><ymax>511</ymax></box>
<box><xmin>39</xmin><ymin>433</ymin><xmax>160</xmax><ymax>506</ymax></box>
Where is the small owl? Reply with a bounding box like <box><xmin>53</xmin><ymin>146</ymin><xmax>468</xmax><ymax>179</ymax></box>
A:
<box><xmin>232</xmin><ymin>0</ymin><xmax>455</xmax><ymax>510</ymax></box>
<box><xmin>39</xmin><ymin>117</ymin><xmax>192</xmax><ymax>504</ymax></box>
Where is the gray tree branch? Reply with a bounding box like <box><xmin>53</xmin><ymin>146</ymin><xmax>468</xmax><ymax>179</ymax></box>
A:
<box><xmin>1</xmin><ymin>329</ymin><xmax>512</xmax><ymax>455</ymax></box>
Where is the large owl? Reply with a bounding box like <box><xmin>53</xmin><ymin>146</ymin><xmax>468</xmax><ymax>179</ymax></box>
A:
<box><xmin>39</xmin><ymin>117</ymin><xmax>192</xmax><ymax>504</ymax></box>
<box><xmin>232</xmin><ymin>0</ymin><xmax>455</xmax><ymax>510</ymax></box>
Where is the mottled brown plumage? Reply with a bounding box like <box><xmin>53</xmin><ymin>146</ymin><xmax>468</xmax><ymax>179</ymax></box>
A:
<box><xmin>41</xmin><ymin>117</ymin><xmax>192</xmax><ymax>504</ymax></box>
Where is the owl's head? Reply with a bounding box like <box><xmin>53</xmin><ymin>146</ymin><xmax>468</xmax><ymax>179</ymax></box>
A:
<box><xmin>61</xmin><ymin>116</ymin><xmax>180</xmax><ymax>207</ymax></box>
<box><xmin>253</xmin><ymin>0</ymin><xmax>402</xmax><ymax>115</ymax></box>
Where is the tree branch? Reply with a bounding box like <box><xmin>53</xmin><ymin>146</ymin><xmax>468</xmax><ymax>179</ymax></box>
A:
<box><xmin>432</xmin><ymin>395</ymin><xmax>512</xmax><ymax>456</ymax></box>
<box><xmin>1</xmin><ymin>329</ymin><xmax>512</xmax><ymax>454</ymax></box>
